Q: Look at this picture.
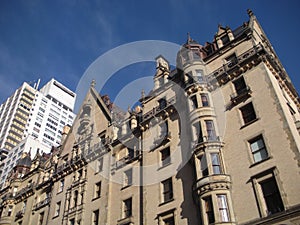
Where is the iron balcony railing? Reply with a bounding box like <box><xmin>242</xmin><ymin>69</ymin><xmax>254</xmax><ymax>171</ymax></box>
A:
<box><xmin>207</xmin><ymin>43</ymin><xmax>264</xmax><ymax>82</ymax></box>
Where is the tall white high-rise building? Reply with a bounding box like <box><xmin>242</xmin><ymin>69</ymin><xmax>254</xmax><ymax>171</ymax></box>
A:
<box><xmin>0</xmin><ymin>78</ymin><xmax>76</xmax><ymax>150</ymax></box>
<box><xmin>0</xmin><ymin>82</ymin><xmax>36</xmax><ymax>151</ymax></box>
<box><xmin>0</xmin><ymin>78</ymin><xmax>76</xmax><ymax>188</ymax></box>
<box><xmin>25</xmin><ymin>78</ymin><xmax>76</xmax><ymax>148</ymax></box>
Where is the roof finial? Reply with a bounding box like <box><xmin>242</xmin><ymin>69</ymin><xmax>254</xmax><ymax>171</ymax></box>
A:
<box><xmin>91</xmin><ymin>79</ymin><xmax>96</xmax><ymax>87</ymax></box>
<box><xmin>141</xmin><ymin>89</ymin><xmax>145</xmax><ymax>99</ymax></box>
<box><xmin>187</xmin><ymin>32</ymin><xmax>191</xmax><ymax>43</ymax></box>
<box><xmin>247</xmin><ymin>9</ymin><xmax>254</xmax><ymax>17</ymax></box>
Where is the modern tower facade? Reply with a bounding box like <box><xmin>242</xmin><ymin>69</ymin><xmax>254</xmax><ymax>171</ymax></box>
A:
<box><xmin>25</xmin><ymin>78</ymin><xmax>76</xmax><ymax>148</ymax></box>
<box><xmin>0</xmin><ymin>82</ymin><xmax>36</xmax><ymax>151</ymax></box>
<box><xmin>0</xmin><ymin>79</ymin><xmax>76</xmax><ymax>189</ymax></box>
<box><xmin>0</xmin><ymin>10</ymin><xmax>299</xmax><ymax>225</ymax></box>
<box><xmin>0</xmin><ymin>78</ymin><xmax>76</xmax><ymax>151</ymax></box>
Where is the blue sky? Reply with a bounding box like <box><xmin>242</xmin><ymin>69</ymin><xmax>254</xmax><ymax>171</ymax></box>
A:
<box><xmin>0</xmin><ymin>0</ymin><xmax>299</xmax><ymax>112</ymax></box>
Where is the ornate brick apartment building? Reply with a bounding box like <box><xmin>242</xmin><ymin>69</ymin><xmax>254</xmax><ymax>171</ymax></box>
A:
<box><xmin>0</xmin><ymin>10</ymin><xmax>299</xmax><ymax>225</ymax></box>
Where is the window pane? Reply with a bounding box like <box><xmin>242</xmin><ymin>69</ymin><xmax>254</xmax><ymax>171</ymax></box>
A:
<box><xmin>162</xmin><ymin>178</ymin><xmax>173</xmax><ymax>202</ymax></box>
<box><xmin>249</xmin><ymin>136</ymin><xmax>268</xmax><ymax>163</ymax></box>
<box><xmin>253</xmin><ymin>150</ymin><xmax>267</xmax><ymax>162</ymax></box>
<box><xmin>211</xmin><ymin>153</ymin><xmax>222</xmax><ymax>174</ymax></box>
<box><xmin>205</xmin><ymin>120</ymin><xmax>216</xmax><ymax>141</ymax></box>
<box><xmin>200</xmin><ymin>155</ymin><xmax>208</xmax><ymax>176</ymax></box>
<box><xmin>260</xmin><ymin>178</ymin><xmax>284</xmax><ymax>214</ymax></box>
<box><xmin>201</xmin><ymin>94</ymin><xmax>209</xmax><ymax>107</ymax></box>
<box><xmin>204</xmin><ymin>196</ymin><xmax>215</xmax><ymax>224</ymax></box>
<box><xmin>250</xmin><ymin>139</ymin><xmax>264</xmax><ymax>152</ymax></box>
<box><xmin>240</xmin><ymin>103</ymin><xmax>256</xmax><ymax>124</ymax></box>
<box><xmin>217</xmin><ymin>195</ymin><xmax>230</xmax><ymax>222</ymax></box>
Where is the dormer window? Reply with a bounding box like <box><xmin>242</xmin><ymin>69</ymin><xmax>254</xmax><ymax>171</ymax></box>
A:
<box><xmin>221</xmin><ymin>34</ymin><xmax>230</xmax><ymax>45</ymax></box>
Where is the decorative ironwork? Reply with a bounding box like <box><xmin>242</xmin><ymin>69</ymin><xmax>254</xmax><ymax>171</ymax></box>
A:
<box><xmin>207</xmin><ymin>43</ymin><xmax>264</xmax><ymax>82</ymax></box>
<box><xmin>33</xmin><ymin>197</ymin><xmax>51</xmax><ymax>211</ymax></box>
<box><xmin>230</xmin><ymin>86</ymin><xmax>252</xmax><ymax>104</ymax></box>
<box><xmin>142</xmin><ymin>97</ymin><xmax>176</xmax><ymax>122</ymax></box>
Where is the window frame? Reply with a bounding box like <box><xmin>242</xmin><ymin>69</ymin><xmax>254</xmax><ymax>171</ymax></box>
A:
<box><xmin>201</xmin><ymin>93</ymin><xmax>210</xmax><ymax>107</ymax></box>
<box><xmin>123</xmin><ymin>169</ymin><xmax>133</xmax><ymax>188</ymax></box>
<box><xmin>251</xmin><ymin>169</ymin><xmax>285</xmax><ymax>217</ymax></box>
<box><xmin>203</xmin><ymin>196</ymin><xmax>215</xmax><ymax>224</ymax></box>
<box><xmin>205</xmin><ymin>120</ymin><xmax>217</xmax><ymax>141</ymax></box>
<box><xmin>54</xmin><ymin>201</ymin><xmax>61</xmax><ymax>217</ymax></box>
<box><xmin>211</xmin><ymin>153</ymin><xmax>222</xmax><ymax>175</ymax></box>
<box><xmin>240</xmin><ymin>102</ymin><xmax>257</xmax><ymax>125</ymax></box>
<box><xmin>160</xmin><ymin>147</ymin><xmax>171</xmax><ymax>167</ymax></box>
<box><xmin>58</xmin><ymin>179</ymin><xmax>64</xmax><ymax>193</ymax></box>
<box><xmin>93</xmin><ymin>209</ymin><xmax>100</xmax><ymax>225</ymax></box>
<box><xmin>217</xmin><ymin>195</ymin><xmax>230</xmax><ymax>222</ymax></box>
<box><xmin>94</xmin><ymin>181</ymin><xmax>101</xmax><ymax>199</ymax></box>
<box><xmin>122</xmin><ymin>198</ymin><xmax>132</xmax><ymax>218</ymax></box>
<box><xmin>161</xmin><ymin>178</ymin><xmax>174</xmax><ymax>204</ymax></box>
<box><xmin>248</xmin><ymin>135</ymin><xmax>269</xmax><ymax>164</ymax></box>
<box><xmin>233</xmin><ymin>76</ymin><xmax>247</xmax><ymax>95</ymax></box>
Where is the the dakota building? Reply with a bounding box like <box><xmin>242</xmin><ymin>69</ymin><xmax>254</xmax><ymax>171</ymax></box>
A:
<box><xmin>0</xmin><ymin>10</ymin><xmax>299</xmax><ymax>225</ymax></box>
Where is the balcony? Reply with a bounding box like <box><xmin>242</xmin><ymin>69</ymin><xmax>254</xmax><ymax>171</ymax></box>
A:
<box><xmin>230</xmin><ymin>86</ymin><xmax>252</xmax><ymax>104</ymax></box>
<box><xmin>142</xmin><ymin>97</ymin><xmax>176</xmax><ymax>122</ymax></box>
<box><xmin>193</xmin><ymin>136</ymin><xmax>224</xmax><ymax>154</ymax></box>
<box><xmin>154</xmin><ymin>132</ymin><xmax>172</xmax><ymax>146</ymax></box>
<box><xmin>33</xmin><ymin>197</ymin><xmax>51</xmax><ymax>211</ymax></box>
<box><xmin>15</xmin><ymin>183</ymin><xmax>34</xmax><ymax>199</ymax></box>
<box><xmin>207</xmin><ymin>43</ymin><xmax>264</xmax><ymax>84</ymax></box>
<box><xmin>193</xmin><ymin>174</ymin><xmax>231</xmax><ymax>196</ymax></box>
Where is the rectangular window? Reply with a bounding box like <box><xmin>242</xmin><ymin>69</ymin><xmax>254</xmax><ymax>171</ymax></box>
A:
<box><xmin>54</xmin><ymin>202</ymin><xmax>61</xmax><ymax>217</ymax></box>
<box><xmin>7</xmin><ymin>205</ymin><xmax>13</xmax><ymax>216</ymax></box>
<box><xmin>123</xmin><ymin>198</ymin><xmax>132</xmax><ymax>218</ymax></box>
<box><xmin>196</xmin><ymin>69</ymin><xmax>204</xmax><ymax>83</ymax></box>
<box><xmin>191</xmin><ymin>95</ymin><xmax>198</xmax><ymax>109</ymax></box>
<box><xmin>260</xmin><ymin>177</ymin><xmax>284</xmax><ymax>215</ymax></box>
<box><xmin>161</xmin><ymin>147</ymin><xmax>171</xmax><ymax>167</ymax></box>
<box><xmin>233</xmin><ymin>76</ymin><xmax>247</xmax><ymax>95</ymax></box>
<box><xmin>94</xmin><ymin>182</ymin><xmax>101</xmax><ymax>199</ymax></box>
<box><xmin>162</xmin><ymin>178</ymin><xmax>173</xmax><ymax>202</ymax></box>
<box><xmin>204</xmin><ymin>196</ymin><xmax>215</xmax><ymax>224</ymax></box>
<box><xmin>158</xmin><ymin>98</ymin><xmax>167</xmax><ymax>110</ymax></box>
<box><xmin>73</xmin><ymin>190</ymin><xmax>78</xmax><ymax>207</ymax></box>
<box><xmin>39</xmin><ymin>212</ymin><xmax>44</xmax><ymax>225</ymax></box>
<box><xmin>58</xmin><ymin>179</ymin><xmax>64</xmax><ymax>192</ymax></box>
<box><xmin>217</xmin><ymin>195</ymin><xmax>230</xmax><ymax>222</ymax></box>
<box><xmin>69</xmin><ymin>218</ymin><xmax>75</xmax><ymax>225</ymax></box>
<box><xmin>205</xmin><ymin>120</ymin><xmax>216</xmax><ymax>141</ymax></box>
<box><xmin>96</xmin><ymin>158</ymin><xmax>103</xmax><ymax>173</ymax></box>
<box><xmin>163</xmin><ymin>216</ymin><xmax>175</xmax><ymax>225</ymax></box>
<box><xmin>93</xmin><ymin>209</ymin><xmax>99</xmax><ymax>225</ymax></box>
<box><xmin>249</xmin><ymin>135</ymin><xmax>268</xmax><ymax>163</ymax></box>
<box><xmin>240</xmin><ymin>102</ymin><xmax>256</xmax><ymax>124</ymax></box>
<box><xmin>200</xmin><ymin>155</ymin><xmax>208</xmax><ymax>177</ymax></box>
<box><xmin>124</xmin><ymin>169</ymin><xmax>133</xmax><ymax>187</ymax></box>
<box><xmin>211</xmin><ymin>153</ymin><xmax>222</xmax><ymax>174</ymax></box>
<box><xmin>201</xmin><ymin>94</ymin><xmax>210</xmax><ymax>107</ymax></box>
